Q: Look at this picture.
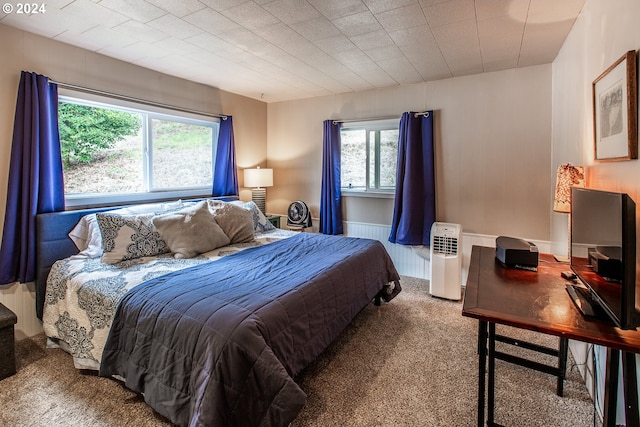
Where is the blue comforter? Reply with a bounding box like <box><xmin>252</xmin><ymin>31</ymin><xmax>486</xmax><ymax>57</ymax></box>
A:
<box><xmin>99</xmin><ymin>232</ymin><xmax>400</xmax><ymax>427</ymax></box>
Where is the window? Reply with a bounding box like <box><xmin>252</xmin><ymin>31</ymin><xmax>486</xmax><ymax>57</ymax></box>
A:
<box><xmin>340</xmin><ymin>119</ymin><xmax>399</xmax><ymax>194</ymax></box>
<box><xmin>59</xmin><ymin>96</ymin><xmax>219</xmax><ymax>207</ymax></box>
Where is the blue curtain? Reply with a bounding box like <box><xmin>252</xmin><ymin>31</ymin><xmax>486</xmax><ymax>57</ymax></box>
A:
<box><xmin>389</xmin><ymin>111</ymin><xmax>435</xmax><ymax>245</ymax></box>
<box><xmin>0</xmin><ymin>71</ymin><xmax>65</xmax><ymax>285</ymax></box>
<box><xmin>212</xmin><ymin>116</ymin><xmax>238</xmax><ymax>196</ymax></box>
<box><xmin>319</xmin><ymin>119</ymin><xmax>343</xmax><ymax>235</ymax></box>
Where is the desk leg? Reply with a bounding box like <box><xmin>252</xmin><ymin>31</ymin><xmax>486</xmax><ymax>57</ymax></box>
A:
<box><xmin>478</xmin><ymin>321</ymin><xmax>488</xmax><ymax>427</ymax></box>
<box><xmin>622</xmin><ymin>351</ymin><xmax>639</xmax><ymax>427</ymax></box>
<box><xmin>603</xmin><ymin>349</ymin><xmax>639</xmax><ymax>427</ymax></box>
<box><xmin>557</xmin><ymin>337</ymin><xmax>568</xmax><ymax>397</ymax></box>
<box><xmin>488</xmin><ymin>322</ymin><xmax>496</xmax><ymax>426</ymax></box>
<box><xmin>603</xmin><ymin>348</ymin><xmax>619</xmax><ymax>427</ymax></box>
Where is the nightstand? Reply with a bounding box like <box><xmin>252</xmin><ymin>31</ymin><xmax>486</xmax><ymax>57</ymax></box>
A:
<box><xmin>266</xmin><ymin>214</ymin><xmax>280</xmax><ymax>228</ymax></box>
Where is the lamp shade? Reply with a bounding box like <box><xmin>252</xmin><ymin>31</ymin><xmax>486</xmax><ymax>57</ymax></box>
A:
<box><xmin>553</xmin><ymin>163</ymin><xmax>585</xmax><ymax>213</ymax></box>
<box><xmin>244</xmin><ymin>167</ymin><xmax>273</xmax><ymax>188</ymax></box>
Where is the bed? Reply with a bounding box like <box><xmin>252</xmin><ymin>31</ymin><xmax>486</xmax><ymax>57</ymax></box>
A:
<box><xmin>35</xmin><ymin>197</ymin><xmax>401</xmax><ymax>427</ymax></box>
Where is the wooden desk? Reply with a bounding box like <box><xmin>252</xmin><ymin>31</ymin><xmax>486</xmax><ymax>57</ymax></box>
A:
<box><xmin>462</xmin><ymin>245</ymin><xmax>640</xmax><ymax>427</ymax></box>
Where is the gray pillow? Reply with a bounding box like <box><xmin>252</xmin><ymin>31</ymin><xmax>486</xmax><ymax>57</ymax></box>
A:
<box><xmin>207</xmin><ymin>200</ymin><xmax>255</xmax><ymax>244</ymax></box>
<box><xmin>153</xmin><ymin>201</ymin><xmax>230</xmax><ymax>259</ymax></box>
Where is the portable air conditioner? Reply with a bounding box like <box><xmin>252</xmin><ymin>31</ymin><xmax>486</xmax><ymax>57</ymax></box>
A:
<box><xmin>429</xmin><ymin>222</ymin><xmax>462</xmax><ymax>300</ymax></box>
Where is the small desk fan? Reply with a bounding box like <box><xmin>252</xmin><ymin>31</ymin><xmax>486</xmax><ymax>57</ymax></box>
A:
<box><xmin>287</xmin><ymin>200</ymin><xmax>312</xmax><ymax>229</ymax></box>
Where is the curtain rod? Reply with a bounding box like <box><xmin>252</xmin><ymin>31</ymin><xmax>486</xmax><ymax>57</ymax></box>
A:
<box><xmin>332</xmin><ymin>110</ymin><xmax>430</xmax><ymax>125</ymax></box>
<box><xmin>333</xmin><ymin>115</ymin><xmax>399</xmax><ymax>124</ymax></box>
<box><xmin>49</xmin><ymin>79</ymin><xmax>228</xmax><ymax>120</ymax></box>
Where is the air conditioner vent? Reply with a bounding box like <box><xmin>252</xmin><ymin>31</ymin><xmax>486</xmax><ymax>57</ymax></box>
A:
<box><xmin>432</xmin><ymin>235</ymin><xmax>458</xmax><ymax>256</ymax></box>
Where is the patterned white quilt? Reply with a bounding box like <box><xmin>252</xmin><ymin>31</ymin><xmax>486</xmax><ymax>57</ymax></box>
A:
<box><xmin>42</xmin><ymin>229</ymin><xmax>295</xmax><ymax>369</ymax></box>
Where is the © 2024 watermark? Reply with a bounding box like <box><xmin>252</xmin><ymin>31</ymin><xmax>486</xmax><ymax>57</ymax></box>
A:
<box><xmin>3</xmin><ymin>3</ymin><xmax>47</xmax><ymax>14</ymax></box>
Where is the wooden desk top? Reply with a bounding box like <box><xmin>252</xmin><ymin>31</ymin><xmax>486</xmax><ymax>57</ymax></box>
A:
<box><xmin>462</xmin><ymin>245</ymin><xmax>640</xmax><ymax>353</ymax></box>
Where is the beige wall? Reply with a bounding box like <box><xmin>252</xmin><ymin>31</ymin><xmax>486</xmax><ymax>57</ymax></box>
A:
<box><xmin>268</xmin><ymin>64</ymin><xmax>552</xmax><ymax>240</ymax></box>
<box><xmin>551</xmin><ymin>0</ymin><xmax>640</xmax><ymax>418</ymax></box>
<box><xmin>551</xmin><ymin>0</ymin><xmax>640</xmax><ymax>253</ymax></box>
<box><xmin>0</xmin><ymin>23</ymin><xmax>267</xmax><ymax>337</ymax></box>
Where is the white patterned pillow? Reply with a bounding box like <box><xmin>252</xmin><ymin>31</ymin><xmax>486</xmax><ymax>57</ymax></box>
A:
<box><xmin>69</xmin><ymin>200</ymin><xmax>184</xmax><ymax>258</ymax></box>
<box><xmin>230</xmin><ymin>200</ymin><xmax>276</xmax><ymax>232</ymax></box>
<box><xmin>96</xmin><ymin>213</ymin><xmax>169</xmax><ymax>264</ymax></box>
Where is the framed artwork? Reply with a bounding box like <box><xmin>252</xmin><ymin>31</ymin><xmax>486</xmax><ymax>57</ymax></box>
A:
<box><xmin>592</xmin><ymin>50</ymin><xmax>637</xmax><ymax>161</ymax></box>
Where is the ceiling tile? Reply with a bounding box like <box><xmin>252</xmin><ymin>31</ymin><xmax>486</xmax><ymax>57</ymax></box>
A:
<box><xmin>147</xmin><ymin>14</ymin><xmax>203</xmax><ymax>39</ymax></box>
<box><xmin>477</xmin><ymin>14</ymin><xmax>524</xmax><ymax>42</ymax></box>
<box><xmin>377</xmin><ymin>56</ymin><xmax>423</xmax><ymax>84</ymax></box>
<box><xmin>314</xmin><ymin>34</ymin><xmax>358</xmax><ymax>54</ymax></box>
<box><xmin>431</xmin><ymin>19</ymin><xmax>479</xmax><ymax>47</ymax></box>
<box><xmin>199</xmin><ymin>0</ymin><xmax>253</xmax><ymax>12</ymax></box>
<box><xmin>519</xmin><ymin>20</ymin><xmax>573</xmax><ymax>66</ymax></box>
<box><xmin>183</xmin><ymin>7</ymin><xmax>241</xmax><ymax>34</ymax></box>
<box><xmin>375</xmin><ymin>3</ymin><xmax>428</xmax><ymax>33</ymax></box>
<box><xmin>482</xmin><ymin>55</ymin><xmax>519</xmax><ymax>72</ymax></box>
<box><xmin>402</xmin><ymin>45</ymin><xmax>452</xmax><ymax>80</ymax></box>
<box><xmin>82</xmin><ymin>25</ymin><xmax>136</xmax><ymax>48</ymax></box>
<box><xmin>220</xmin><ymin>1</ymin><xmax>279</xmax><ymax>30</ymax></box>
<box><xmin>332</xmin><ymin>48</ymin><xmax>372</xmax><ymax>66</ymax></box>
<box><xmin>307</xmin><ymin>0</ymin><xmax>368</xmax><ymax>20</ymax></box>
<box><xmin>152</xmin><ymin>36</ymin><xmax>203</xmax><ymax>55</ymax></box>
<box><xmin>527</xmin><ymin>0</ymin><xmax>585</xmax><ymax>24</ymax></box>
<box><xmin>442</xmin><ymin>42</ymin><xmax>483</xmax><ymax>77</ymax></box>
<box><xmin>475</xmin><ymin>0</ymin><xmax>529</xmax><ymax>22</ymax></box>
<box><xmin>291</xmin><ymin>16</ymin><xmax>341</xmax><ymax>41</ymax></box>
<box><xmin>423</xmin><ymin>0</ymin><xmax>476</xmax><ymax>27</ymax></box>
<box><xmin>186</xmin><ymin>32</ymin><xmax>235</xmax><ymax>55</ymax></box>
<box><xmin>262</xmin><ymin>0</ymin><xmax>321</xmax><ymax>25</ymax></box>
<box><xmin>112</xmin><ymin>20</ymin><xmax>170</xmax><ymax>44</ymax></box>
<box><xmin>54</xmin><ymin>28</ymin><xmax>111</xmax><ymax>51</ymax></box>
<box><xmin>124</xmin><ymin>41</ymin><xmax>173</xmax><ymax>59</ymax></box>
<box><xmin>349</xmin><ymin>61</ymin><xmax>397</xmax><ymax>87</ymax></box>
<box><xmin>99</xmin><ymin>42</ymin><xmax>150</xmax><ymax>63</ymax></box>
<box><xmin>350</xmin><ymin>29</ymin><xmax>394</xmax><ymax>50</ymax></box>
<box><xmin>2</xmin><ymin>9</ymin><xmax>80</xmax><ymax>38</ymax></box>
<box><xmin>98</xmin><ymin>0</ymin><xmax>166</xmax><ymax>23</ymax></box>
<box><xmin>144</xmin><ymin>0</ymin><xmax>206</xmax><ymax>17</ymax></box>
<box><xmin>363</xmin><ymin>0</ymin><xmax>416</xmax><ymax>15</ymax></box>
<box><xmin>365</xmin><ymin>45</ymin><xmax>405</xmax><ymax>62</ymax></box>
<box><xmin>256</xmin><ymin>23</ymin><xmax>321</xmax><ymax>57</ymax></box>
<box><xmin>332</xmin><ymin>10</ymin><xmax>382</xmax><ymax>37</ymax></box>
<box><xmin>388</xmin><ymin>24</ymin><xmax>436</xmax><ymax>47</ymax></box>
<box><xmin>63</xmin><ymin>0</ymin><xmax>129</xmax><ymax>28</ymax></box>
<box><xmin>217</xmin><ymin>27</ymin><xmax>269</xmax><ymax>51</ymax></box>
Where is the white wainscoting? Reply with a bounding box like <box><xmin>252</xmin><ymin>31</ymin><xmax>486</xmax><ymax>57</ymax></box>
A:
<box><xmin>343</xmin><ymin>221</ymin><xmax>428</xmax><ymax>279</ymax></box>
<box><xmin>344</xmin><ymin>220</ymin><xmax>551</xmax><ymax>286</ymax></box>
<box><xmin>0</xmin><ymin>281</ymin><xmax>42</xmax><ymax>340</ymax></box>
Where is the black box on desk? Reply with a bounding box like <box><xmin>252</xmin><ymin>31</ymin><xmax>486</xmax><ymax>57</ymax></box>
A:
<box><xmin>0</xmin><ymin>303</ymin><xmax>17</xmax><ymax>380</ymax></box>
<box><xmin>495</xmin><ymin>236</ymin><xmax>539</xmax><ymax>268</ymax></box>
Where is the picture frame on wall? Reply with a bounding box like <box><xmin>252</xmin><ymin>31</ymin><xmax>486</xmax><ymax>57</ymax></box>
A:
<box><xmin>592</xmin><ymin>50</ymin><xmax>637</xmax><ymax>161</ymax></box>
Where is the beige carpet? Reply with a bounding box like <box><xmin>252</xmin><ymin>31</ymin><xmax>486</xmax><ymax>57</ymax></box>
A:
<box><xmin>0</xmin><ymin>276</ymin><xmax>596</xmax><ymax>427</ymax></box>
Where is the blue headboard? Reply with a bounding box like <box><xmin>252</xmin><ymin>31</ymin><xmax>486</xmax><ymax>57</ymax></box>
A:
<box><xmin>35</xmin><ymin>196</ymin><xmax>238</xmax><ymax>320</ymax></box>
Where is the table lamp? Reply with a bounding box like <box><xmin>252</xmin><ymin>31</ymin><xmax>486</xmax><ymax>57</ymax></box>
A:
<box><xmin>244</xmin><ymin>167</ymin><xmax>273</xmax><ymax>214</ymax></box>
<box><xmin>553</xmin><ymin>163</ymin><xmax>585</xmax><ymax>262</ymax></box>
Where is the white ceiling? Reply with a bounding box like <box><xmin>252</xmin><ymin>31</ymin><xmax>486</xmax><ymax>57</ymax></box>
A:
<box><xmin>1</xmin><ymin>0</ymin><xmax>585</xmax><ymax>103</ymax></box>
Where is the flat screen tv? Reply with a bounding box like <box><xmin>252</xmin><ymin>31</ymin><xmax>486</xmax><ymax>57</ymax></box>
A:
<box><xmin>569</xmin><ymin>187</ymin><xmax>639</xmax><ymax>330</ymax></box>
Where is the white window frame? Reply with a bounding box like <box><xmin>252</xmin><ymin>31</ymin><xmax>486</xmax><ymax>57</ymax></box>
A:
<box><xmin>340</xmin><ymin>118</ymin><xmax>398</xmax><ymax>199</ymax></box>
<box><xmin>59</xmin><ymin>93</ymin><xmax>220</xmax><ymax>208</ymax></box>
